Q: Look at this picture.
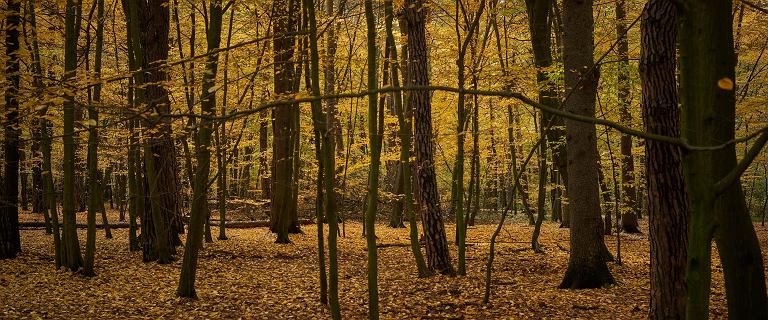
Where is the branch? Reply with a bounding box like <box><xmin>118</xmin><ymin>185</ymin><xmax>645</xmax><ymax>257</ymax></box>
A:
<box><xmin>714</xmin><ymin>130</ymin><xmax>768</xmax><ymax>194</ymax></box>
<box><xmin>740</xmin><ymin>0</ymin><xmax>768</xmax><ymax>14</ymax></box>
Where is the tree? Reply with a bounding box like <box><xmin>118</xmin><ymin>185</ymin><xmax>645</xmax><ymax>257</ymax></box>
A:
<box><xmin>558</xmin><ymin>0</ymin><xmax>614</xmax><ymax>289</ymax></box>
<box><xmin>524</xmin><ymin>0</ymin><xmax>568</xmax><ymax>206</ymax></box>
<box><xmin>27</xmin><ymin>0</ymin><xmax>63</xmax><ymax>266</ymax></box>
<box><xmin>679</xmin><ymin>0</ymin><xmax>768</xmax><ymax>317</ymax></box>
<box><xmin>453</xmin><ymin>0</ymin><xmax>486</xmax><ymax>276</ymax></box>
<box><xmin>0</xmin><ymin>0</ymin><xmax>22</xmax><ymax>260</ymax></box>
<box><xmin>385</xmin><ymin>0</ymin><xmax>430</xmax><ymax>278</ymax></box>
<box><xmin>84</xmin><ymin>0</ymin><xmax>106</xmax><ymax>276</ymax></box>
<box><xmin>303</xmin><ymin>0</ymin><xmax>340</xmax><ymax>313</ymax></box>
<box><xmin>215</xmin><ymin>6</ymin><xmax>237</xmax><ymax>241</ymax></box>
<box><xmin>177</xmin><ymin>0</ymin><xmax>224</xmax><ymax>299</ymax></box>
<box><xmin>615</xmin><ymin>0</ymin><xmax>640</xmax><ymax>234</ymax></box>
<box><xmin>61</xmin><ymin>0</ymin><xmax>85</xmax><ymax>271</ymax></box>
<box><xmin>639</xmin><ymin>1</ymin><xmax>687</xmax><ymax>318</ymax></box>
<box><xmin>137</xmin><ymin>0</ymin><xmax>183</xmax><ymax>262</ymax></box>
<box><xmin>402</xmin><ymin>0</ymin><xmax>455</xmax><ymax>276</ymax></box>
<box><xmin>271</xmin><ymin>0</ymin><xmax>301</xmax><ymax>243</ymax></box>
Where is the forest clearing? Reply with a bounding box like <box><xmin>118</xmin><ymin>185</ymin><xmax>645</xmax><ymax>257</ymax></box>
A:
<box><xmin>2</xmin><ymin>209</ymin><xmax>759</xmax><ymax>319</ymax></box>
<box><xmin>1</xmin><ymin>0</ymin><xmax>768</xmax><ymax>318</ymax></box>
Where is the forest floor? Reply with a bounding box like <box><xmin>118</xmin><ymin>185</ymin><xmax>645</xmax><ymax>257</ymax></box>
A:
<box><xmin>2</xmin><ymin>209</ymin><xmax>765</xmax><ymax>319</ymax></box>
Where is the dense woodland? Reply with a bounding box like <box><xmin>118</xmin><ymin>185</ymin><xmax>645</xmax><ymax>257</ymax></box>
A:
<box><xmin>1</xmin><ymin>0</ymin><xmax>767</xmax><ymax>318</ymax></box>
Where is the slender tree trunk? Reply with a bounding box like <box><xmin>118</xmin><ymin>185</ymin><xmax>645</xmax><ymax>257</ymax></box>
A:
<box><xmin>177</xmin><ymin>0</ymin><xmax>224</xmax><ymax>298</ymax></box>
<box><xmin>616</xmin><ymin>0</ymin><xmax>639</xmax><ymax>233</ymax></box>
<box><xmin>597</xmin><ymin>162</ymin><xmax>613</xmax><ymax>235</ymax></box>
<box><xmin>387</xmin><ymin>10</ymin><xmax>431</xmax><ymax>277</ymax></box>
<box><xmin>304</xmin><ymin>0</ymin><xmax>339</xmax><ymax>315</ymax></box>
<box><xmin>84</xmin><ymin>0</ymin><xmax>106</xmax><ymax>276</ymax></box>
<box><xmin>27</xmin><ymin>0</ymin><xmax>61</xmax><ymax>264</ymax></box>
<box><xmin>453</xmin><ymin>0</ymin><xmax>486</xmax><ymax>277</ymax></box>
<box><xmin>216</xmin><ymin>6</ymin><xmax>236</xmax><ymax>241</ymax></box>
<box><xmin>362</xmin><ymin>0</ymin><xmax>381</xmax><ymax>315</ymax></box>
<box><xmin>550</xmin><ymin>165</ymin><xmax>561</xmax><ymax>221</ymax></box>
<box><xmin>259</xmin><ymin>110</ymin><xmax>271</xmax><ymax>199</ymax></box>
<box><xmin>26</xmin><ymin>4</ymin><xmax>44</xmax><ymax>220</ymax></box>
<box><xmin>514</xmin><ymin>113</ymin><xmax>535</xmax><ymax>224</ymax></box>
<box><xmin>122</xmin><ymin>0</ymin><xmax>140</xmax><ymax>251</ymax></box>
<box><xmin>61</xmin><ymin>0</ymin><xmax>84</xmax><ymax>271</ymax></box>
<box><xmin>19</xmin><ymin>146</ymin><xmax>27</xmax><ymax>212</ymax></box>
<box><xmin>531</xmin><ymin>115</ymin><xmax>547</xmax><ymax>252</ymax></box>
<box><xmin>525</xmin><ymin>0</ymin><xmax>568</xmax><ymax>199</ymax></box>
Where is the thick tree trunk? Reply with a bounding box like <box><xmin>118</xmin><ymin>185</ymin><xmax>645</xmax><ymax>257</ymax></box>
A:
<box><xmin>0</xmin><ymin>0</ymin><xmax>22</xmax><ymax>259</ymax></box>
<box><xmin>708</xmin><ymin>4</ymin><xmax>768</xmax><ymax>317</ymax></box>
<box><xmin>679</xmin><ymin>0</ymin><xmax>767</xmax><ymax>317</ymax></box>
<box><xmin>558</xmin><ymin>0</ymin><xmax>614</xmax><ymax>289</ymax></box>
<box><xmin>135</xmin><ymin>0</ymin><xmax>182</xmax><ymax>262</ymax></box>
<box><xmin>640</xmin><ymin>2</ymin><xmax>687</xmax><ymax>318</ymax></box>
<box><xmin>403</xmin><ymin>0</ymin><xmax>455</xmax><ymax>276</ymax></box>
<box><xmin>270</xmin><ymin>0</ymin><xmax>300</xmax><ymax>243</ymax></box>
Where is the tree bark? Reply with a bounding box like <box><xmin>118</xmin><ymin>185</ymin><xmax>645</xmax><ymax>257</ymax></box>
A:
<box><xmin>403</xmin><ymin>0</ymin><xmax>455</xmax><ymax>276</ymax></box>
<box><xmin>0</xmin><ymin>0</ymin><xmax>22</xmax><ymax>259</ymax></box>
<box><xmin>678</xmin><ymin>0</ymin><xmax>767</xmax><ymax>317</ymax></box>
<box><xmin>640</xmin><ymin>2</ymin><xmax>687</xmax><ymax>318</ymax></box>
<box><xmin>136</xmin><ymin>0</ymin><xmax>182</xmax><ymax>262</ymax></box>
<box><xmin>270</xmin><ymin>0</ymin><xmax>300</xmax><ymax>243</ymax></box>
<box><xmin>558</xmin><ymin>0</ymin><xmax>614</xmax><ymax>289</ymax></box>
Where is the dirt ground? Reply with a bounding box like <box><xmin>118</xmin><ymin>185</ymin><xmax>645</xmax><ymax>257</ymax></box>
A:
<box><xmin>2</xmin><ymin>209</ymin><xmax>764</xmax><ymax>319</ymax></box>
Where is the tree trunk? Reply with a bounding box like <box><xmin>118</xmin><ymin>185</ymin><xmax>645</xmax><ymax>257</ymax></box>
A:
<box><xmin>679</xmin><ymin>0</ymin><xmax>767</xmax><ymax>317</ymax></box>
<box><xmin>0</xmin><ymin>0</ymin><xmax>22</xmax><ymax>259</ymax></box>
<box><xmin>131</xmin><ymin>0</ymin><xmax>181</xmax><ymax>263</ymax></box>
<box><xmin>525</xmin><ymin>0</ymin><xmax>568</xmax><ymax>199</ymax></box>
<box><xmin>558</xmin><ymin>0</ymin><xmax>614</xmax><ymax>289</ymax></box>
<box><xmin>61</xmin><ymin>0</ymin><xmax>85</xmax><ymax>271</ymax></box>
<box><xmin>19</xmin><ymin>145</ymin><xmax>27</xmax><ymax>212</ymax></box>
<box><xmin>616</xmin><ymin>0</ymin><xmax>640</xmax><ymax>234</ymax></box>
<box><xmin>639</xmin><ymin>2</ymin><xmax>687</xmax><ymax>318</ymax></box>
<box><xmin>84</xmin><ymin>0</ymin><xmax>106</xmax><ymax>276</ymax></box>
<box><xmin>259</xmin><ymin>110</ymin><xmax>271</xmax><ymax>199</ymax></box>
<box><xmin>270</xmin><ymin>0</ymin><xmax>300</xmax><ymax>243</ymax></box>
<box><xmin>363</xmin><ymin>0</ymin><xmax>381</xmax><ymax>315</ymax></box>
<box><xmin>403</xmin><ymin>0</ymin><xmax>455</xmax><ymax>276</ymax></box>
<box><xmin>177</xmin><ymin>0</ymin><xmax>224</xmax><ymax>298</ymax></box>
<box><xmin>708</xmin><ymin>5</ymin><xmax>768</xmax><ymax>318</ymax></box>
<box><xmin>389</xmin><ymin>10</ymin><xmax>430</xmax><ymax>278</ymax></box>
